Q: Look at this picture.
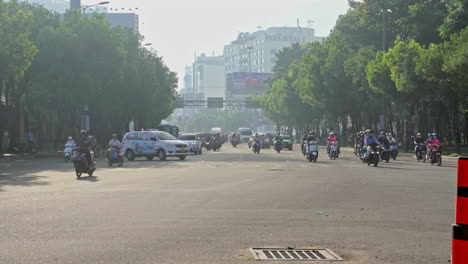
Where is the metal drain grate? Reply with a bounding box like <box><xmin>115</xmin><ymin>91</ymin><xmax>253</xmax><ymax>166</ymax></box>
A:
<box><xmin>249</xmin><ymin>248</ymin><xmax>342</xmax><ymax>261</ymax></box>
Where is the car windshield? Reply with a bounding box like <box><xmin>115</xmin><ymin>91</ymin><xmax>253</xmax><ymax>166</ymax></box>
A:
<box><xmin>240</xmin><ymin>131</ymin><xmax>252</xmax><ymax>136</ymax></box>
<box><xmin>179</xmin><ymin>135</ymin><xmax>195</xmax><ymax>140</ymax></box>
<box><xmin>153</xmin><ymin>131</ymin><xmax>177</xmax><ymax>140</ymax></box>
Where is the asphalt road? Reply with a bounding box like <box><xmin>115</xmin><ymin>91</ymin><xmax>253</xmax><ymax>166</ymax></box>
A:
<box><xmin>0</xmin><ymin>145</ymin><xmax>457</xmax><ymax>264</ymax></box>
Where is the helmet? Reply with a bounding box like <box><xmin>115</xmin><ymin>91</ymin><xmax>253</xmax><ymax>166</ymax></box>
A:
<box><xmin>68</xmin><ymin>136</ymin><xmax>73</xmax><ymax>140</ymax></box>
<box><xmin>416</xmin><ymin>132</ymin><xmax>422</xmax><ymax>137</ymax></box>
<box><xmin>432</xmin><ymin>133</ymin><xmax>438</xmax><ymax>139</ymax></box>
<box><xmin>309</xmin><ymin>131</ymin><xmax>314</xmax><ymax>136</ymax></box>
<box><xmin>380</xmin><ymin>131</ymin><xmax>385</xmax><ymax>136</ymax></box>
<box><xmin>80</xmin><ymin>130</ymin><xmax>88</xmax><ymax>137</ymax></box>
<box><xmin>428</xmin><ymin>133</ymin><xmax>432</xmax><ymax>138</ymax></box>
<box><xmin>386</xmin><ymin>132</ymin><xmax>391</xmax><ymax>136</ymax></box>
<box><xmin>303</xmin><ymin>132</ymin><xmax>307</xmax><ymax>135</ymax></box>
<box><xmin>112</xmin><ymin>134</ymin><xmax>118</xmax><ymax>138</ymax></box>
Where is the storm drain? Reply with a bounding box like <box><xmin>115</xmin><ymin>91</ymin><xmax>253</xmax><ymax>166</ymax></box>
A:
<box><xmin>249</xmin><ymin>248</ymin><xmax>342</xmax><ymax>261</ymax></box>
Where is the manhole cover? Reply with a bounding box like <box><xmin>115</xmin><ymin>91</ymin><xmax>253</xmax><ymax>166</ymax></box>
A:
<box><xmin>249</xmin><ymin>248</ymin><xmax>342</xmax><ymax>261</ymax></box>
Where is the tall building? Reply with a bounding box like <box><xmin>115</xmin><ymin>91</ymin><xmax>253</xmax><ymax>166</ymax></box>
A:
<box><xmin>14</xmin><ymin>0</ymin><xmax>70</xmax><ymax>13</ymax></box>
<box><xmin>104</xmin><ymin>13</ymin><xmax>139</xmax><ymax>32</ymax></box>
<box><xmin>192</xmin><ymin>54</ymin><xmax>225</xmax><ymax>100</ymax></box>
<box><xmin>224</xmin><ymin>27</ymin><xmax>324</xmax><ymax>74</ymax></box>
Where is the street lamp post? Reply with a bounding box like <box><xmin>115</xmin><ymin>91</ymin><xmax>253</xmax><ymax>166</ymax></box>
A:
<box><xmin>82</xmin><ymin>1</ymin><xmax>110</xmax><ymax>15</ymax></box>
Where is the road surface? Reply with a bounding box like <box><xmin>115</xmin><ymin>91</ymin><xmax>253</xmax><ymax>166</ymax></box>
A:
<box><xmin>0</xmin><ymin>145</ymin><xmax>456</xmax><ymax>263</ymax></box>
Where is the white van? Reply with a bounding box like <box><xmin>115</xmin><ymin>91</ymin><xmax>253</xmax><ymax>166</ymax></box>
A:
<box><xmin>238</xmin><ymin>128</ymin><xmax>252</xmax><ymax>143</ymax></box>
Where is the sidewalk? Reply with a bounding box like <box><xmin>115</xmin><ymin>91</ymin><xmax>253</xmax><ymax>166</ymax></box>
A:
<box><xmin>0</xmin><ymin>152</ymin><xmax>62</xmax><ymax>160</ymax></box>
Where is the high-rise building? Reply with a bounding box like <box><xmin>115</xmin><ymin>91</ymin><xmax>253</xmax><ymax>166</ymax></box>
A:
<box><xmin>11</xmin><ymin>0</ymin><xmax>70</xmax><ymax>13</ymax></box>
<box><xmin>192</xmin><ymin>54</ymin><xmax>225</xmax><ymax>100</ymax></box>
<box><xmin>104</xmin><ymin>13</ymin><xmax>139</xmax><ymax>32</ymax></box>
<box><xmin>224</xmin><ymin>27</ymin><xmax>324</xmax><ymax>74</ymax></box>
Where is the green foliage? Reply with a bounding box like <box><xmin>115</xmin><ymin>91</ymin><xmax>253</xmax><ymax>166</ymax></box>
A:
<box><xmin>0</xmin><ymin>1</ymin><xmax>177</xmax><ymax>150</ymax></box>
<box><xmin>261</xmin><ymin>0</ymin><xmax>467</xmax><ymax>145</ymax></box>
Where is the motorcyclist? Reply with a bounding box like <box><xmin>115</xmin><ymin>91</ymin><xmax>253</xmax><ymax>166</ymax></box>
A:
<box><xmin>364</xmin><ymin>130</ymin><xmax>380</xmax><ymax>159</ymax></box>
<box><xmin>427</xmin><ymin>133</ymin><xmax>441</xmax><ymax>159</ymax></box>
<box><xmin>378</xmin><ymin>132</ymin><xmax>390</xmax><ymax>150</ymax></box>
<box><xmin>386</xmin><ymin>133</ymin><xmax>397</xmax><ymax>145</ymax></box>
<box><xmin>327</xmin><ymin>132</ymin><xmax>340</xmax><ymax>156</ymax></box>
<box><xmin>413</xmin><ymin>132</ymin><xmax>425</xmax><ymax>157</ymax></box>
<box><xmin>107</xmin><ymin>134</ymin><xmax>122</xmax><ymax>159</ymax></box>
<box><xmin>65</xmin><ymin>136</ymin><xmax>75</xmax><ymax>148</ymax></box>
<box><xmin>301</xmin><ymin>132</ymin><xmax>308</xmax><ymax>153</ymax></box>
<box><xmin>64</xmin><ymin>136</ymin><xmax>76</xmax><ymax>157</ymax></box>
<box><xmin>76</xmin><ymin>130</ymin><xmax>95</xmax><ymax>165</ymax></box>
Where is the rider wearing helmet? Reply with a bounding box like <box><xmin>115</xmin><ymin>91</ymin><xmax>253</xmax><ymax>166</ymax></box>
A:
<box><xmin>414</xmin><ymin>132</ymin><xmax>426</xmax><ymax>157</ymax></box>
<box><xmin>427</xmin><ymin>132</ymin><xmax>441</xmax><ymax>158</ymax></box>
<box><xmin>327</xmin><ymin>131</ymin><xmax>340</xmax><ymax>156</ymax></box>
<box><xmin>76</xmin><ymin>130</ymin><xmax>96</xmax><ymax>164</ymax></box>
<box><xmin>364</xmin><ymin>129</ymin><xmax>380</xmax><ymax>159</ymax></box>
<box><xmin>378</xmin><ymin>132</ymin><xmax>390</xmax><ymax>150</ymax></box>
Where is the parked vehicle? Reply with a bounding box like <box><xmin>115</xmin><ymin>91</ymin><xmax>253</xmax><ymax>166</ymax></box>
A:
<box><xmin>179</xmin><ymin>133</ymin><xmax>202</xmax><ymax>155</ymax></box>
<box><xmin>122</xmin><ymin>131</ymin><xmax>191</xmax><ymax>161</ymax></box>
<box><xmin>306</xmin><ymin>140</ymin><xmax>319</xmax><ymax>162</ymax></box>
<box><xmin>107</xmin><ymin>146</ymin><xmax>124</xmax><ymax>167</ymax></box>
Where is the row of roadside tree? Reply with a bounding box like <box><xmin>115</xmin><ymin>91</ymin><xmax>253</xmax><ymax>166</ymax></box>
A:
<box><xmin>0</xmin><ymin>0</ymin><xmax>177</xmax><ymax>153</ymax></box>
<box><xmin>260</xmin><ymin>0</ymin><xmax>468</xmax><ymax>149</ymax></box>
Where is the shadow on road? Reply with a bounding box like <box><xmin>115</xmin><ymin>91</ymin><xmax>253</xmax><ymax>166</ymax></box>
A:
<box><xmin>0</xmin><ymin>173</ymin><xmax>49</xmax><ymax>192</ymax></box>
<box><xmin>76</xmin><ymin>176</ymin><xmax>100</xmax><ymax>182</ymax></box>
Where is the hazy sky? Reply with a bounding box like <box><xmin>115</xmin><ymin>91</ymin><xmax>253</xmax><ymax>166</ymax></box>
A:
<box><xmin>82</xmin><ymin>0</ymin><xmax>350</xmax><ymax>88</ymax></box>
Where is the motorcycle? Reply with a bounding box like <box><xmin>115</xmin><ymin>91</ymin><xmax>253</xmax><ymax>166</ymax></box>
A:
<box><xmin>64</xmin><ymin>141</ymin><xmax>76</xmax><ymax>162</ymax></box>
<box><xmin>231</xmin><ymin>138</ymin><xmax>239</xmax><ymax>148</ymax></box>
<box><xmin>366</xmin><ymin>144</ymin><xmax>380</xmax><ymax>167</ymax></box>
<box><xmin>274</xmin><ymin>140</ymin><xmax>282</xmax><ymax>153</ymax></box>
<box><xmin>205</xmin><ymin>139</ymin><xmax>212</xmax><ymax>151</ymax></box>
<box><xmin>306</xmin><ymin>140</ymin><xmax>319</xmax><ymax>162</ymax></box>
<box><xmin>302</xmin><ymin>141</ymin><xmax>308</xmax><ymax>156</ymax></box>
<box><xmin>107</xmin><ymin>145</ymin><xmax>124</xmax><ymax>167</ymax></box>
<box><xmin>328</xmin><ymin>141</ymin><xmax>338</xmax><ymax>160</ymax></box>
<box><xmin>380</xmin><ymin>146</ymin><xmax>391</xmax><ymax>163</ymax></box>
<box><xmin>212</xmin><ymin>139</ymin><xmax>222</xmax><ymax>151</ymax></box>
<box><xmin>429</xmin><ymin>144</ymin><xmax>442</xmax><ymax>166</ymax></box>
<box><xmin>252</xmin><ymin>141</ymin><xmax>261</xmax><ymax>154</ymax></box>
<box><xmin>416</xmin><ymin>143</ymin><xmax>426</xmax><ymax>163</ymax></box>
<box><xmin>390</xmin><ymin>142</ymin><xmax>398</xmax><ymax>160</ymax></box>
<box><xmin>72</xmin><ymin>148</ymin><xmax>96</xmax><ymax>178</ymax></box>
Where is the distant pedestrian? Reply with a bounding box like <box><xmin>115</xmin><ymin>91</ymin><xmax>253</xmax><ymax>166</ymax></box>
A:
<box><xmin>27</xmin><ymin>129</ymin><xmax>37</xmax><ymax>154</ymax></box>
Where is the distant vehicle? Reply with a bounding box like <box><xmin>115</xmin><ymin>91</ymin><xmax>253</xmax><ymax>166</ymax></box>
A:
<box><xmin>238</xmin><ymin>127</ymin><xmax>252</xmax><ymax>143</ymax></box>
<box><xmin>122</xmin><ymin>131</ymin><xmax>191</xmax><ymax>161</ymax></box>
<box><xmin>179</xmin><ymin>133</ymin><xmax>202</xmax><ymax>155</ymax></box>
<box><xmin>151</xmin><ymin>124</ymin><xmax>180</xmax><ymax>138</ymax></box>
<box><xmin>211</xmin><ymin>127</ymin><xmax>226</xmax><ymax>134</ymax></box>
<box><xmin>281</xmin><ymin>135</ymin><xmax>293</xmax><ymax>150</ymax></box>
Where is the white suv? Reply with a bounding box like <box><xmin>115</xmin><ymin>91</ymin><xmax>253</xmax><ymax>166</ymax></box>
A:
<box><xmin>122</xmin><ymin>131</ymin><xmax>192</xmax><ymax>161</ymax></box>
